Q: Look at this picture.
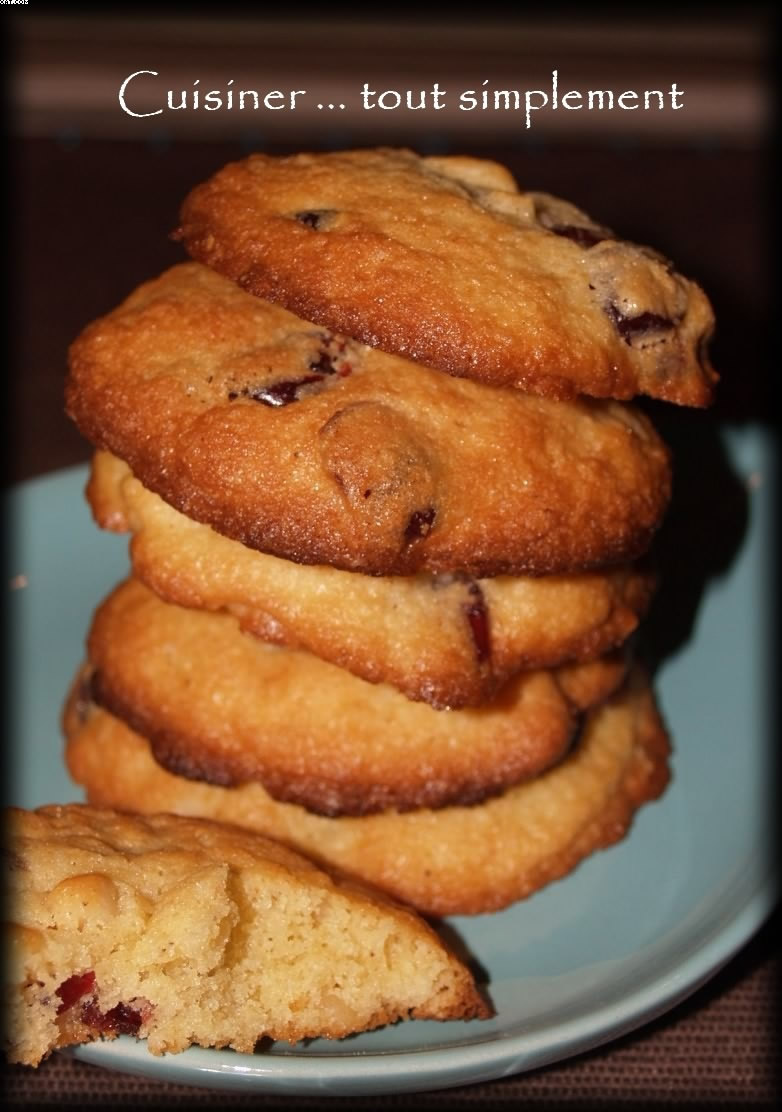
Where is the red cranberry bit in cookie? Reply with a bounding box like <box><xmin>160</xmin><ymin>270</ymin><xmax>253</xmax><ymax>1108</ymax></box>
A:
<box><xmin>463</xmin><ymin>581</ymin><xmax>491</xmax><ymax>664</ymax></box>
<box><xmin>548</xmin><ymin>224</ymin><xmax>609</xmax><ymax>248</ymax></box>
<box><xmin>311</xmin><ymin>333</ymin><xmax>356</xmax><ymax>376</ymax></box>
<box><xmin>404</xmin><ymin>507</ymin><xmax>436</xmax><ymax>543</ymax></box>
<box><xmin>56</xmin><ymin>971</ymin><xmax>96</xmax><ymax>1014</ymax></box>
<box><xmin>605</xmin><ymin>303</ymin><xmax>675</xmax><ymax>345</ymax></box>
<box><xmin>533</xmin><ymin>197</ymin><xmax>613</xmax><ymax>247</ymax></box>
<box><xmin>308</xmin><ymin>350</ymin><xmax>340</xmax><ymax>376</ymax></box>
<box><xmin>293</xmin><ymin>209</ymin><xmax>336</xmax><ymax>229</ymax></box>
<box><xmin>55</xmin><ymin>971</ymin><xmax>147</xmax><ymax>1034</ymax></box>
<box><xmin>239</xmin><ymin>376</ymin><xmax>325</xmax><ymax>406</ymax></box>
<box><xmin>227</xmin><ymin>336</ymin><xmax>354</xmax><ymax>407</ymax></box>
<box><xmin>81</xmin><ymin>999</ymin><xmax>146</xmax><ymax>1036</ymax></box>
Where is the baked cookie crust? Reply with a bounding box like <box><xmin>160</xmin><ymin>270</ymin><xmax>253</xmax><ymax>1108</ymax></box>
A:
<box><xmin>82</xmin><ymin>578</ymin><xmax>628</xmax><ymax>816</ymax></box>
<box><xmin>64</xmin><ymin>670</ymin><xmax>670</xmax><ymax>916</ymax></box>
<box><xmin>88</xmin><ymin>450</ymin><xmax>654</xmax><ymax>708</ymax></box>
<box><xmin>67</xmin><ymin>264</ymin><xmax>672</xmax><ymax>577</ymax></box>
<box><xmin>177</xmin><ymin>148</ymin><xmax>716</xmax><ymax>406</ymax></box>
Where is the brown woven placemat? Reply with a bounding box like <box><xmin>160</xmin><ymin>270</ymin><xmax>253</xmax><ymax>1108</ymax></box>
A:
<box><xmin>3</xmin><ymin>916</ymin><xmax>777</xmax><ymax>1109</ymax></box>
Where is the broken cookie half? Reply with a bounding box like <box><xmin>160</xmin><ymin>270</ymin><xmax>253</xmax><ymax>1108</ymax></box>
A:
<box><xmin>2</xmin><ymin>804</ymin><xmax>490</xmax><ymax>1067</ymax></box>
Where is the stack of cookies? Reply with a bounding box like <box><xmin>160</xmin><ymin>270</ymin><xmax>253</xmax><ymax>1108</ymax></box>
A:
<box><xmin>63</xmin><ymin>149</ymin><xmax>716</xmax><ymax>917</ymax></box>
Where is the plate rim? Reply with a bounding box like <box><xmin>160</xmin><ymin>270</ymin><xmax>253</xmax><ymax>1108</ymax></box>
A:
<box><xmin>66</xmin><ymin>877</ymin><xmax>775</xmax><ymax>1094</ymax></box>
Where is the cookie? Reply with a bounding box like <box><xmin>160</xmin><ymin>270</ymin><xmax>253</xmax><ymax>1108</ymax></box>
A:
<box><xmin>2</xmin><ymin>804</ymin><xmax>488</xmax><ymax>1066</ymax></box>
<box><xmin>89</xmin><ymin>450</ymin><xmax>654</xmax><ymax>708</ymax></box>
<box><xmin>64</xmin><ymin>670</ymin><xmax>670</xmax><ymax>917</ymax></box>
<box><xmin>66</xmin><ymin>263</ymin><xmax>672</xmax><ymax>577</ymax></box>
<box><xmin>84</xmin><ymin>578</ymin><xmax>628</xmax><ymax>816</ymax></box>
<box><xmin>176</xmin><ymin>148</ymin><xmax>716</xmax><ymax>406</ymax></box>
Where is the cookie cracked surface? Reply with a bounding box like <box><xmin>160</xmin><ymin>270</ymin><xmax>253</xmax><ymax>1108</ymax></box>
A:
<box><xmin>177</xmin><ymin>148</ymin><xmax>716</xmax><ymax>406</ymax></box>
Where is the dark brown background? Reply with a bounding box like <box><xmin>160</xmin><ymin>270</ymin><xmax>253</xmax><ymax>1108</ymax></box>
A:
<box><xmin>3</xmin><ymin>8</ymin><xmax>778</xmax><ymax>1107</ymax></box>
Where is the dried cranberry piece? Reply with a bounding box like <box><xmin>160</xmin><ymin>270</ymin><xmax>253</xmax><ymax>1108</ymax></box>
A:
<box><xmin>548</xmin><ymin>224</ymin><xmax>607</xmax><ymax>248</ymax></box>
<box><xmin>463</xmin><ymin>581</ymin><xmax>491</xmax><ymax>664</ymax></box>
<box><xmin>107</xmin><ymin>1002</ymin><xmax>144</xmax><ymax>1035</ymax></box>
<box><xmin>310</xmin><ymin>336</ymin><xmax>354</xmax><ymax>377</ymax></box>
<box><xmin>427</xmin><ymin>574</ymin><xmax>491</xmax><ymax>661</ymax></box>
<box><xmin>228</xmin><ymin>375</ymin><xmax>323</xmax><ymax>406</ymax></box>
<box><xmin>249</xmin><ymin>376</ymin><xmax>324</xmax><ymax>406</ymax></box>
<box><xmin>605</xmin><ymin>303</ymin><xmax>674</xmax><ymax>344</ymax></box>
<box><xmin>404</xmin><ymin>507</ymin><xmax>436</xmax><ymax>543</ymax></box>
<box><xmin>295</xmin><ymin>211</ymin><xmax>322</xmax><ymax>228</ymax></box>
<box><xmin>309</xmin><ymin>350</ymin><xmax>339</xmax><ymax>375</ymax></box>
<box><xmin>56</xmin><ymin>971</ymin><xmax>96</xmax><ymax>1014</ymax></box>
<box><xmin>81</xmin><ymin>999</ymin><xmax>144</xmax><ymax>1036</ymax></box>
<box><xmin>293</xmin><ymin>210</ymin><xmax>335</xmax><ymax>229</ymax></box>
<box><xmin>533</xmin><ymin>197</ymin><xmax>613</xmax><ymax>247</ymax></box>
<box><xmin>227</xmin><ymin>336</ymin><xmax>355</xmax><ymax>407</ymax></box>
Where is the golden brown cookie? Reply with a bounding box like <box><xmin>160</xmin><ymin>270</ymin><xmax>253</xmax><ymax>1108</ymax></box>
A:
<box><xmin>84</xmin><ymin>578</ymin><xmax>628</xmax><ymax>816</ymax></box>
<box><xmin>64</xmin><ymin>670</ymin><xmax>670</xmax><ymax>917</ymax></box>
<box><xmin>67</xmin><ymin>263</ymin><xmax>672</xmax><ymax>577</ymax></box>
<box><xmin>2</xmin><ymin>804</ymin><xmax>488</xmax><ymax>1066</ymax></box>
<box><xmin>176</xmin><ymin>148</ymin><xmax>716</xmax><ymax>406</ymax></box>
<box><xmin>89</xmin><ymin>450</ymin><xmax>654</xmax><ymax>708</ymax></box>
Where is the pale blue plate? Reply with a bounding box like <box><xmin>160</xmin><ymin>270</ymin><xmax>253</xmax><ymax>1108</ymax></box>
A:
<box><xmin>4</xmin><ymin>425</ymin><xmax>777</xmax><ymax>1096</ymax></box>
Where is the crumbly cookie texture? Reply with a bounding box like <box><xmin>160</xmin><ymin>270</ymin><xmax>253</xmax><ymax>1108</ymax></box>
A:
<box><xmin>82</xmin><ymin>578</ymin><xmax>627</xmax><ymax>816</ymax></box>
<box><xmin>88</xmin><ymin>451</ymin><xmax>654</xmax><ymax>708</ymax></box>
<box><xmin>176</xmin><ymin>148</ymin><xmax>716</xmax><ymax>406</ymax></box>
<box><xmin>2</xmin><ymin>804</ymin><xmax>489</xmax><ymax>1067</ymax></box>
<box><xmin>64</xmin><ymin>671</ymin><xmax>670</xmax><ymax>917</ymax></box>
<box><xmin>66</xmin><ymin>263</ymin><xmax>671</xmax><ymax>578</ymax></box>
